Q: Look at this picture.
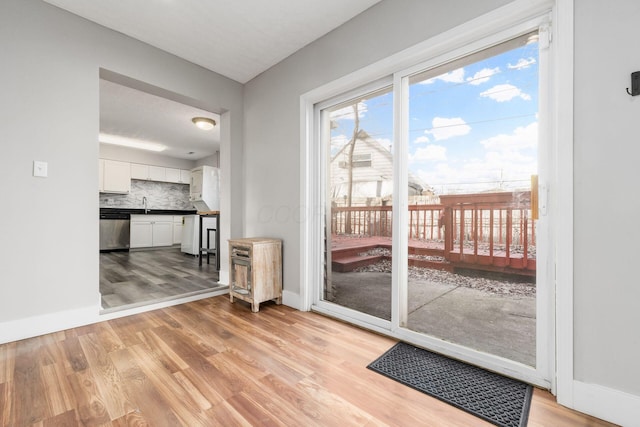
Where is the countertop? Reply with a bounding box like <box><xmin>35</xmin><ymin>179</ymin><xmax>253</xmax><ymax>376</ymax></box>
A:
<box><xmin>100</xmin><ymin>208</ymin><xmax>197</xmax><ymax>216</ymax></box>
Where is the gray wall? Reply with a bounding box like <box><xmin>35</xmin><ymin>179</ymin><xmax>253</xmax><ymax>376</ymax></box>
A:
<box><xmin>242</xmin><ymin>0</ymin><xmax>640</xmax><ymax>415</ymax></box>
<box><xmin>243</xmin><ymin>0</ymin><xmax>513</xmax><ymax>301</ymax></box>
<box><xmin>574</xmin><ymin>0</ymin><xmax>640</xmax><ymax>395</ymax></box>
<box><xmin>0</xmin><ymin>0</ymin><xmax>243</xmax><ymax>324</ymax></box>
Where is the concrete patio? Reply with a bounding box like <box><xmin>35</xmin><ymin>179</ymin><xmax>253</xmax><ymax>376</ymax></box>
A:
<box><xmin>330</xmin><ymin>271</ymin><xmax>536</xmax><ymax>366</ymax></box>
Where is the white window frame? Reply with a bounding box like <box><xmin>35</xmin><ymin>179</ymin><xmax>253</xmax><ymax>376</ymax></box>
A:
<box><xmin>300</xmin><ymin>0</ymin><xmax>568</xmax><ymax>392</ymax></box>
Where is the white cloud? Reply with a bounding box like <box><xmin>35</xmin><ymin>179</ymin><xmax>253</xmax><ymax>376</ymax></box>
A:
<box><xmin>420</xmin><ymin>68</ymin><xmax>465</xmax><ymax>85</ymax></box>
<box><xmin>466</xmin><ymin>67</ymin><xmax>500</xmax><ymax>85</ymax></box>
<box><xmin>480</xmin><ymin>84</ymin><xmax>531</xmax><ymax>102</ymax></box>
<box><xmin>414</xmin><ymin>123</ymin><xmax>538</xmax><ymax>193</ymax></box>
<box><xmin>413</xmin><ymin>135</ymin><xmax>430</xmax><ymax>144</ymax></box>
<box><xmin>508</xmin><ymin>57</ymin><xmax>536</xmax><ymax>70</ymax></box>
<box><xmin>411</xmin><ymin>145</ymin><xmax>447</xmax><ymax>163</ymax></box>
<box><xmin>330</xmin><ymin>101</ymin><xmax>368</xmax><ymax>121</ymax></box>
<box><xmin>428</xmin><ymin>117</ymin><xmax>471</xmax><ymax>141</ymax></box>
<box><xmin>439</xmin><ymin>68</ymin><xmax>465</xmax><ymax>83</ymax></box>
<box><xmin>480</xmin><ymin>122</ymin><xmax>538</xmax><ymax>151</ymax></box>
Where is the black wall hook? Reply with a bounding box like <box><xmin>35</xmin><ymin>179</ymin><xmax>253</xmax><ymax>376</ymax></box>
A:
<box><xmin>627</xmin><ymin>71</ymin><xmax>640</xmax><ymax>96</ymax></box>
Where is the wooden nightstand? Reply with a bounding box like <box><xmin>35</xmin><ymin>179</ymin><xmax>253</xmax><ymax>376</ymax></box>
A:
<box><xmin>228</xmin><ymin>238</ymin><xmax>282</xmax><ymax>312</ymax></box>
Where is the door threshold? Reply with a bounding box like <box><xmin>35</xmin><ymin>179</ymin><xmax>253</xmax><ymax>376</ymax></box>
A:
<box><xmin>100</xmin><ymin>286</ymin><xmax>228</xmax><ymax>315</ymax></box>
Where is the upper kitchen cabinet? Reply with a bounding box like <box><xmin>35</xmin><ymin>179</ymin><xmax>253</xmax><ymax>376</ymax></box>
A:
<box><xmin>165</xmin><ymin>168</ymin><xmax>181</xmax><ymax>183</ymax></box>
<box><xmin>130</xmin><ymin>162</ymin><xmax>191</xmax><ymax>184</ymax></box>
<box><xmin>130</xmin><ymin>163</ymin><xmax>149</xmax><ymax>180</ymax></box>
<box><xmin>100</xmin><ymin>159</ymin><xmax>131</xmax><ymax>193</ymax></box>
<box><xmin>149</xmin><ymin>166</ymin><xmax>166</xmax><ymax>181</ymax></box>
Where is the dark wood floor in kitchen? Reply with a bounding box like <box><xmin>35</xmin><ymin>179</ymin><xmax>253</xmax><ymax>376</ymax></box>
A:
<box><xmin>100</xmin><ymin>247</ymin><xmax>224</xmax><ymax>311</ymax></box>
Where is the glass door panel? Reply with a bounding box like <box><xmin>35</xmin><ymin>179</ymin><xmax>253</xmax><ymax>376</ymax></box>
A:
<box><xmin>404</xmin><ymin>33</ymin><xmax>539</xmax><ymax>366</ymax></box>
<box><xmin>322</xmin><ymin>86</ymin><xmax>394</xmax><ymax>320</ymax></box>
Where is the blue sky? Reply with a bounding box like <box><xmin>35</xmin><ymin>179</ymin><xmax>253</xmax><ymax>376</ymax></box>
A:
<box><xmin>330</xmin><ymin>38</ymin><xmax>539</xmax><ymax>195</ymax></box>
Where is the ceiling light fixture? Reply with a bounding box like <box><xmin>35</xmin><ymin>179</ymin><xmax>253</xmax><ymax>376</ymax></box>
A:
<box><xmin>192</xmin><ymin>117</ymin><xmax>216</xmax><ymax>130</ymax></box>
<box><xmin>99</xmin><ymin>133</ymin><xmax>166</xmax><ymax>152</ymax></box>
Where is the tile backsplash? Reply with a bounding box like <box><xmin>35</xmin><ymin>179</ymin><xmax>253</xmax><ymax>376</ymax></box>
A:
<box><xmin>99</xmin><ymin>180</ymin><xmax>193</xmax><ymax>210</ymax></box>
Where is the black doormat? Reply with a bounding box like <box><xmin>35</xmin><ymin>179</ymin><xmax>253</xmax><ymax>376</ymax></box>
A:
<box><xmin>367</xmin><ymin>342</ymin><xmax>533</xmax><ymax>427</ymax></box>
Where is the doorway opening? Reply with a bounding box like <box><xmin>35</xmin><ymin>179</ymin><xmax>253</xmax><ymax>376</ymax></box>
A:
<box><xmin>98</xmin><ymin>71</ymin><xmax>226</xmax><ymax>312</ymax></box>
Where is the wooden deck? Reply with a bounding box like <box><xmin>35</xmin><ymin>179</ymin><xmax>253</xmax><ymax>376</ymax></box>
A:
<box><xmin>331</xmin><ymin>191</ymin><xmax>537</xmax><ymax>277</ymax></box>
<box><xmin>331</xmin><ymin>235</ymin><xmax>536</xmax><ymax>276</ymax></box>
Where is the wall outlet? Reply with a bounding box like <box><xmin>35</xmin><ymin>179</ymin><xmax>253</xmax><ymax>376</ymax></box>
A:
<box><xmin>33</xmin><ymin>160</ymin><xmax>48</xmax><ymax>177</ymax></box>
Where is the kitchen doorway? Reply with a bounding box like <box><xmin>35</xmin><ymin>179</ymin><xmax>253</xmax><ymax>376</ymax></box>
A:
<box><xmin>98</xmin><ymin>71</ymin><xmax>226</xmax><ymax>312</ymax></box>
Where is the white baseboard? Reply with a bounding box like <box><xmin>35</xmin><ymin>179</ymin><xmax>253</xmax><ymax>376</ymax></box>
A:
<box><xmin>573</xmin><ymin>380</ymin><xmax>640</xmax><ymax>427</ymax></box>
<box><xmin>282</xmin><ymin>289</ymin><xmax>302</xmax><ymax>310</ymax></box>
<box><xmin>0</xmin><ymin>305</ymin><xmax>99</xmax><ymax>344</ymax></box>
<box><xmin>218</xmin><ymin>269</ymin><xmax>229</xmax><ymax>285</ymax></box>
<box><xmin>0</xmin><ymin>289</ymin><xmax>230</xmax><ymax>345</ymax></box>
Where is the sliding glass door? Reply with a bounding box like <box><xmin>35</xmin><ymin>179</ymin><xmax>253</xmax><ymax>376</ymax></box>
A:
<box><xmin>403</xmin><ymin>33</ymin><xmax>540</xmax><ymax>367</ymax></box>
<box><xmin>310</xmin><ymin>20</ymin><xmax>550</xmax><ymax>386</ymax></box>
<box><xmin>321</xmin><ymin>86</ymin><xmax>394</xmax><ymax>322</ymax></box>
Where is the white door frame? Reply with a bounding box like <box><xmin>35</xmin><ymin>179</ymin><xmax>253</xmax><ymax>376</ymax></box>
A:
<box><xmin>300</xmin><ymin>0</ymin><xmax>566</xmax><ymax>392</ymax></box>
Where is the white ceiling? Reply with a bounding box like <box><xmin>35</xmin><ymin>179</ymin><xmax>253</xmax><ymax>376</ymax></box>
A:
<box><xmin>44</xmin><ymin>0</ymin><xmax>381</xmax><ymax>160</ymax></box>
<box><xmin>42</xmin><ymin>0</ymin><xmax>381</xmax><ymax>84</ymax></box>
<box><xmin>100</xmin><ymin>79</ymin><xmax>221</xmax><ymax>160</ymax></box>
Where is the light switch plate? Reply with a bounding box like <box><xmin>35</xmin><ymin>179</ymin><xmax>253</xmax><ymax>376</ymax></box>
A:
<box><xmin>33</xmin><ymin>160</ymin><xmax>48</xmax><ymax>177</ymax></box>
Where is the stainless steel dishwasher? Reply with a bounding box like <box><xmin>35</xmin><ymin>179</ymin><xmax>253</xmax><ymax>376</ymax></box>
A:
<box><xmin>99</xmin><ymin>212</ymin><xmax>131</xmax><ymax>251</ymax></box>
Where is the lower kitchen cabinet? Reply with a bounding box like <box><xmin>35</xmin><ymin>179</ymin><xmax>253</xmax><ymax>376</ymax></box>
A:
<box><xmin>130</xmin><ymin>221</ymin><xmax>153</xmax><ymax>248</ymax></box>
<box><xmin>130</xmin><ymin>215</ymin><xmax>174</xmax><ymax>248</ymax></box>
<box><xmin>172</xmin><ymin>216</ymin><xmax>183</xmax><ymax>245</ymax></box>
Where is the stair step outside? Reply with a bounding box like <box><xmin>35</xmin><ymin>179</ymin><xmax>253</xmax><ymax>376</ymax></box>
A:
<box><xmin>332</xmin><ymin>254</ymin><xmax>384</xmax><ymax>272</ymax></box>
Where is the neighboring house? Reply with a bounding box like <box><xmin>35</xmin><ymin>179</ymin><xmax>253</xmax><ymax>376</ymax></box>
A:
<box><xmin>330</xmin><ymin>130</ymin><xmax>431</xmax><ymax>206</ymax></box>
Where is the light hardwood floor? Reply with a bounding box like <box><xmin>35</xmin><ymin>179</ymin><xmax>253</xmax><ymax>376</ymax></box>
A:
<box><xmin>0</xmin><ymin>296</ymin><xmax>616</xmax><ymax>426</ymax></box>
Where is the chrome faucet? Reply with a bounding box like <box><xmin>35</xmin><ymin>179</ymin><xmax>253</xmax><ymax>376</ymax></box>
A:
<box><xmin>142</xmin><ymin>196</ymin><xmax>148</xmax><ymax>214</ymax></box>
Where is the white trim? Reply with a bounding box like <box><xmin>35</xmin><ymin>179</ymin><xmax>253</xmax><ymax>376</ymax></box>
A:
<box><xmin>534</xmin><ymin>19</ymin><xmax>556</xmax><ymax>394</ymax></box>
<box><xmin>312</xmin><ymin>304</ymin><xmax>392</xmax><ymax>335</ymax></box>
<box><xmin>0</xmin><ymin>305</ymin><xmax>99</xmax><ymax>345</ymax></box>
<box><xmin>554</xmin><ymin>0</ymin><xmax>575</xmax><ymax>407</ymax></box>
<box><xmin>282</xmin><ymin>289</ymin><xmax>303</xmax><ymax>310</ymax></box>
<box><xmin>0</xmin><ymin>288</ymin><xmax>229</xmax><ymax>344</ymax></box>
<box><xmin>300</xmin><ymin>0</ymin><xmax>553</xmax><ymax>106</ymax></box>
<box><xmin>299</xmin><ymin>94</ymin><xmax>313</xmax><ymax>311</ymax></box>
<box><xmin>573</xmin><ymin>381</ymin><xmax>640</xmax><ymax>427</ymax></box>
<box><xmin>392</xmin><ymin>73</ymin><xmax>408</xmax><ymax>330</ymax></box>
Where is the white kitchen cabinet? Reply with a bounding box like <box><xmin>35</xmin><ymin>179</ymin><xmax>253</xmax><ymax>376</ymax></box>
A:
<box><xmin>131</xmin><ymin>215</ymin><xmax>174</xmax><ymax>248</ymax></box>
<box><xmin>130</xmin><ymin>221</ymin><xmax>153</xmax><ymax>248</ymax></box>
<box><xmin>180</xmin><ymin>169</ymin><xmax>191</xmax><ymax>184</ymax></box>
<box><xmin>165</xmin><ymin>168</ymin><xmax>181</xmax><ymax>183</ymax></box>
<box><xmin>130</xmin><ymin>163</ymin><xmax>150</xmax><ymax>180</ymax></box>
<box><xmin>149</xmin><ymin>166</ymin><xmax>166</xmax><ymax>182</ymax></box>
<box><xmin>153</xmin><ymin>221</ymin><xmax>174</xmax><ymax>246</ymax></box>
<box><xmin>190</xmin><ymin>167</ymin><xmax>203</xmax><ymax>198</ymax></box>
<box><xmin>128</xmin><ymin>163</ymin><xmax>191</xmax><ymax>185</ymax></box>
<box><xmin>101</xmin><ymin>159</ymin><xmax>131</xmax><ymax>193</ymax></box>
<box><xmin>173</xmin><ymin>216</ymin><xmax>183</xmax><ymax>244</ymax></box>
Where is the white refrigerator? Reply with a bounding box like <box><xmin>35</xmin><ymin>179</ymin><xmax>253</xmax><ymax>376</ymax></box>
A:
<box><xmin>181</xmin><ymin>214</ymin><xmax>218</xmax><ymax>255</ymax></box>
